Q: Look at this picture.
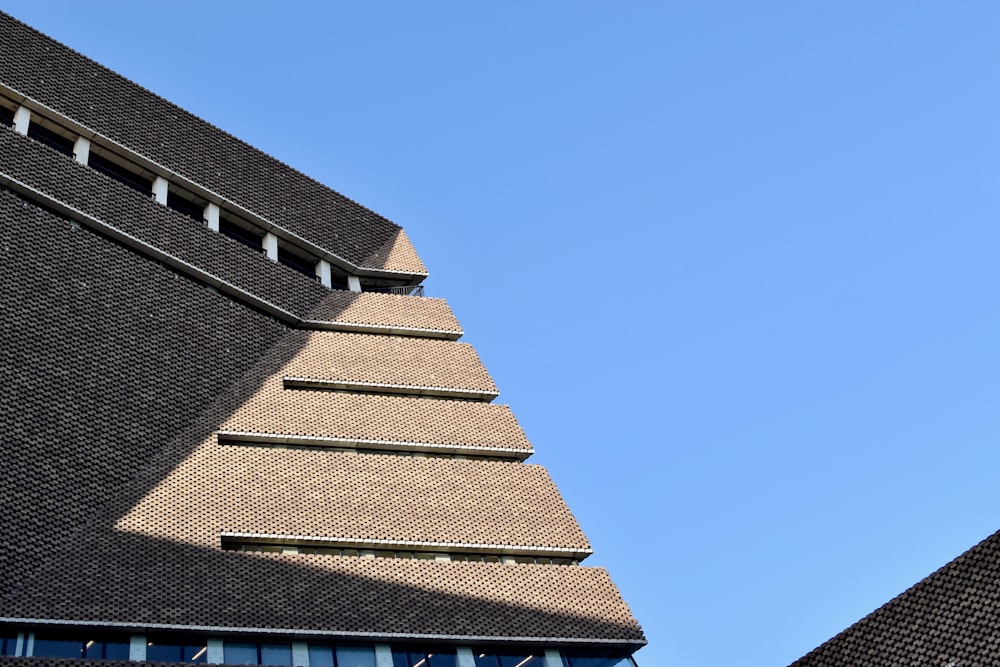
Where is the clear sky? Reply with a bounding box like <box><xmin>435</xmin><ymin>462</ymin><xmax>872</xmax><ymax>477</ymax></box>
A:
<box><xmin>5</xmin><ymin>2</ymin><xmax>1000</xmax><ymax>666</ymax></box>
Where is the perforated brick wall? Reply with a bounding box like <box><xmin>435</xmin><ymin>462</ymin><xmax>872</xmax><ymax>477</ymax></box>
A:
<box><xmin>0</xmin><ymin>12</ymin><xmax>423</xmax><ymax>272</ymax></box>
<box><xmin>222</xmin><ymin>389</ymin><xmax>532</xmax><ymax>452</ymax></box>
<box><xmin>0</xmin><ymin>128</ymin><xmax>455</xmax><ymax>334</ymax></box>
<box><xmin>282</xmin><ymin>331</ymin><xmax>497</xmax><ymax>394</ymax></box>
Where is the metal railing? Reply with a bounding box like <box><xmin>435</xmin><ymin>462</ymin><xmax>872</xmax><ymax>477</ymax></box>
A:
<box><xmin>365</xmin><ymin>285</ymin><xmax>425</xmax><ymax>297</ymax></box>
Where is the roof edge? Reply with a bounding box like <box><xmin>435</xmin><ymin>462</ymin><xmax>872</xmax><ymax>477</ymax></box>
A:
<box><xmin>0</xmin><ymin>81</ymin><xmax>426</xmax><ymax>282</ymax></box>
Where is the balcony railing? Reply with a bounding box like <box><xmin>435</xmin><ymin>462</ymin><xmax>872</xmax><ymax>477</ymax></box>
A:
<box><xmin>365</xmin><ymin>285</ymin><xmax>425</xmax><ymax>297</ymax></box>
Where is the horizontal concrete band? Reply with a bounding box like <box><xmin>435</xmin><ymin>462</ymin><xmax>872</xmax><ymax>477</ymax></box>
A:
<box><xmin>0</xmin><ymin>172</ymin><xmax>443</xmax><ymax>338</ymax></box>
<box><xmin>220</xmin><ymin>532</ymin><xmax>593</xmax><ymax>559</ymax></box>
<box><xmin>0</xmin><ymin>618</ymin><xmax>645</xmax><ymax>649</ymax></box>
<box><xmin>282</xmin><ymin>377</ymin><xmax>498</xmax><ymax>401</ymax></box>
<box><xmin>300</xmin><ymin>319</ymin><xmax>463</xmax><ymax>341</ymax></box>
<box><xmin>216</xmin><ymin>431</ymin><xmax>532</xmax><ymax>460</ymax></box>
<box><xmin>0</xmin><ymin>81</ymin><xmax>425</xmax><ymax>281</ymax></box>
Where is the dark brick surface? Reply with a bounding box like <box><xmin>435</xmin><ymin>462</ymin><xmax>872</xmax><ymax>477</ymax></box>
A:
<box><xmin>0</xmin><ymin>125</ymin><xmax>331</xmax><ymax>316</ymax></box>
<box><xmin>792</xmin><ymin>529</ymin><xmax>1000</xmax><ymax>666</ymax></box>
<box><xmin>0</xmin><ymin>188</ymin><xmax>287</xmax><ymax>597</ymax></box>
<box><xmin>0</xmin><ymin>11</ymin><xmax>644</xmax><ymax>647</ymax></box>
<box><xmin>0</xmin><ymin>127</ymin><xmax>450</xmax><ymax>333</ymax></box>
<box><xmin>0</xmin><ymin>192</ymin><xmax>643</xmax><ymax>643</ymax></box>
<box><xmin>0</xmin><ymin>12</ymin><xmax>407</xmax><ymax>269</ymax></box>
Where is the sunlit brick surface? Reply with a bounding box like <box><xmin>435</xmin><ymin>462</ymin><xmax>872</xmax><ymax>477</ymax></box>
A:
<box><xmin>283</xmin><ymin>330</ymin><xmax>497</xmax><ymax>394</ymax></box>
<box><xmin>119</xmin><ymin>448</ymin><xmax>588</xmax><ymax>549</ymax></box>
<box><xmin>306</xmin><ymin>290</ymin><xmax>462</xmax><ymax>334</ymax></box>
<box><xmin>222</xmin><ymin>390</ymin><xmax>532</xmax><ymax>452</ymax></box>
<box><xmin>0</xmin><ymin>10</ymin><xmax>645</xmax><ymax>650</ymax></box>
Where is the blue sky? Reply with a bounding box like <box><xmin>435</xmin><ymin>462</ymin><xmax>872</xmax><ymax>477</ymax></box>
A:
<box><xmin>5</xmin><ymin>2</ymin><xmax>1000</xmax><ymax>666</ymax></box>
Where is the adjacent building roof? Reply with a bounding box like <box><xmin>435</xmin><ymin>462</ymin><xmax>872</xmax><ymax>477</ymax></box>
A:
<box><xmin>791</xmin><ymin>528</ymin><xmax>1000</xmax><ymax>666</ymax></box>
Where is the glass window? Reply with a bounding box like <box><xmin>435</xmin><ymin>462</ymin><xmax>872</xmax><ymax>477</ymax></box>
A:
<box><xmin>166</xmin><ymin>190</ymin><xmax>207</xmax><ymax>222</ymax></box>
<box><xmin>223</xmin><ymin>641</ymin><xmax>293</xmax><ymax>666</ymax></box>
<box><xmin>93</xmin><ymin>640</ymin><xmax>130</xmax><ymax>661</ymax></box>
<box><xmin>33</xmin><ymin>635</ymin><xmax>128</xmax><ymax>660</ymax></box>
<box><xmin>26</xmin><ymin>122</ymin><xmax>74</xmax><ymax>156</ymax></box>
<box><xmin>428</xmin><ymin>651</ymin><xmax>457</xmax><ymax>667</ymax></box>
<box><xmin>562</xmin><ymin>652</ymin><xmax>637</xmax><ymax>667</ymax></box>
<box><xmin>218</xmin><ymin>217</ymin><xmax>265</xmax><ymax>251</ymax></box>
<box><xmin>473</xmin><ymin>652</ymin><xmax>543</xmax><ymax>667</ymax></box>
<box><xmin>147</xmin><ymin>638</ymin><xmax>208</xmax><ymax>663</ymax></box>
<box><xmin>32</xmin><ymin>638</ymin><xmax>83</xmax><ymax>659</ymax></box>
<box><xmin>277</xmin><ymin>245</ymin><xmax>318</xmax><ymax>278</ymax></box>
<box><xmin>88</xmin><ymin>152</ymin><xmax>153</xmax><ymax>196</ymax></box>
<box><xmin>308</xmin><ymin>645</ymin><xmax>335</xmax><ymax>667</ymax></box>
<box><xmin>224</xmin><ymin>642</ymin><xmax>259</xmax><ymax>665</ymax></box>
<box><xmin>260</xmin><ymin>643</ymin><xmax>293</xmax><ymax>666</ymax></box>
<box><xmin>391</xmin><ymin>649</ymin><xmax>456</xmax><ymax>667</ymax></box>
<box><xmin>0</xmin><ymin>636</ymin><xmax>17</xmax><ymax>657</ymax></box>
<box><xmin>336</xmin><ymin>646</ymin><xmax>376</xmax><ymax>667</ymax></box>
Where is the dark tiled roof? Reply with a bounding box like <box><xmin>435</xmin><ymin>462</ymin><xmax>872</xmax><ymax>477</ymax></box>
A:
<box><xmin>0</xmin><ymin>11</ymin><xmax>424</xmax><ymax>273</ymax></box>
<box><xmin>0</xmin><ymin>189</ymin><xmax>288</xmax><ymax>601</ymax></box>
<box><xmin>791</xmin><ymin>529</ymin><xmax>1000</xmax><ymax>666</ymax></box>
<box><xmin>0</xmin><ymin>126</ymin><xmax>452</xmax><ymax>333</ymax></box>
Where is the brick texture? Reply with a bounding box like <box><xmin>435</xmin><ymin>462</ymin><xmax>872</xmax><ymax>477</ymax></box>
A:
<box><xmin>306</xmin><ymin>290</ymin><xmax>461</xmax><ymax>334</ymax></box>
<box><xmin>0</xmin><ymin>193</ymin><xmax>643</xmax><ymax>643</ymax></box>
<box><xmin>0</xmin><ymin>127</ymin><xmax>455</xmax><ymax>334</ymax></box>
<box><xmin>118</xmin><ymin>447</ymin><xmax>589</xmax><ymax>549</ymax></box>
<box><xmin>791</xmin><ymin>529</ymin><xmax>1000</xmax><ymax>667</ymax></box>
<box><xmin>0</xmin><ymin>11</ymin><xmax>645</xmax><ymax>650</ymax></box>
<box><xmin>0</xmin><ymin>189</ymin><xmax>287</xmax><ymax>601</ymax></box>
<box><xmin>0</xmin><ymin>11</ymin><xmax>424</xmax><ymax>273</ymax></box>
<box><xmin>222</xmin><ymin>389</ymin><xmax>532</xmax><ymax>452</ymax></box>
<box><xmin>282</xmin><ymin>331</ymin><xmax>497</xmax><ymax>394</ymax></box>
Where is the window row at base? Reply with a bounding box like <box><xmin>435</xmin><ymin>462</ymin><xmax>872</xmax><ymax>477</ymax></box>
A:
<box><xmin>0</xmin><ymin>631</ymin><xmax>637</xmax><ymax>667</ymax></box>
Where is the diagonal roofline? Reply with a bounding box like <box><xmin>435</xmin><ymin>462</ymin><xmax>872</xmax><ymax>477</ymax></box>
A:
<box><xmin>0</xmin><ymin>80</ymin><xmax>426</xmax><ymax>282</ymax></box>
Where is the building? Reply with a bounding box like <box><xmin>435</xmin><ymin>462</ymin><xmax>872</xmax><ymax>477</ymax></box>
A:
<box><xmin>0</xmin><ymin>12</ymin><xmax>644</xmax><ymax>667</ymax></box>
<box><xmin>791</xmin><ymin>529</ymin><xmax>1000</xmax><ymax>666</ymax></box>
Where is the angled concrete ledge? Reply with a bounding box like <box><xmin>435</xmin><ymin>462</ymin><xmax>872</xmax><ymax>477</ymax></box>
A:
<box><xmin>0</xmin><ymin>171</ymin><xmax>303</xmax><ymax>326</ymax></box>
<box><xmin>299</xmin><ymin>319</ymin><xmax>463</xmax><ymax>341</ymax></box>
<box><xmin>216</xmin><ymin>431</ymin><xmax>531</xmax><ymax>461</ymax></box>
<box><xmin>282</xmin><ymin>377</ymin><xmax>498</xmax><ymax>402</ymax></box>
<box><xmin>0</xmin><ymin>172</ymin><xmax>457</xmax><ymax>340</ymax></box>
<box><xmin>220</xmin><ymin>532</ymin><xmax>594</xmax><ymax>560</ymax></box>
<box><xmin>0</xmin><ymin>81</ymin><xmax>426</xmax><ymax>282</ymax></box>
